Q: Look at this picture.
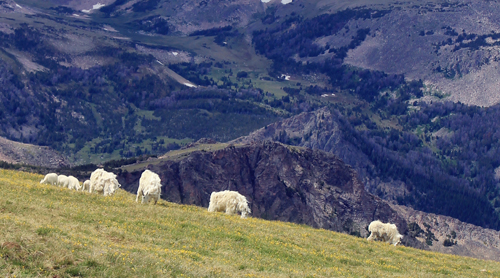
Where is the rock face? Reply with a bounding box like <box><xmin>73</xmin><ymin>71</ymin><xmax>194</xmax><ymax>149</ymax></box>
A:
<box><xmin>0</xmin><ymin>136</ymin><xmax>69</xmax><ymax>168</ymax></box>
<box><xmin>232</xmin><ymin>107</ymin><xmax>409</xmax><ymax>202</ymax></box>
<box><xmin>393</xmin><ymin>204</ymin><xmax>500</xmax><ymax>262</ymax></box>
<box><xmin>118</xmin><ymin>141</ymin><xmax>414</xmax><ymax>243</ymax></box>
<box><xmin>232</xmin><ymin>107</ymin><xmax>374</xmax><ymax>182</ymax></box>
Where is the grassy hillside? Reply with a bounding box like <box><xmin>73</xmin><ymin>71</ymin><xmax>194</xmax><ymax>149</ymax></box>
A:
<box><xmin>1</xmin><ymin>169</ymin><xmax>500</xmax><ymax>277</ymax></box>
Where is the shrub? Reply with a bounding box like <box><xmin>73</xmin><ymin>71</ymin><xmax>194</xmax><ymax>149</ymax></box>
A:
<box><xmin>237</xmin><ymin>71</ymin><xmax>248</xmax><ymax>78</ymax></box>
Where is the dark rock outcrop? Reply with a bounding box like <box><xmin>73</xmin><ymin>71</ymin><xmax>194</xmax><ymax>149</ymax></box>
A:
<box><xmin>118</xmin><ymin>141</ymin><xmax>418</xmax><ymax>244</ymax></box>
<box><xmin>231</xmin><ymin>107</ymin><xmax>408</xmax><ymax>202</ymax></box>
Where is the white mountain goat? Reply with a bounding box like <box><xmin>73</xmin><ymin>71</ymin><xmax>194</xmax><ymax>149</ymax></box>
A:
<box><xmin>367</xmin><ymin>220</ymin><xmax>403</xmax><ymax>246</ymax></box>
<box><xmin>136</xmin><ymin>169</ymin><xmax>162</xmax><ymax>204</ymax></box>
<box><xmin>57</xmin><ymin>174</ymin><xmax>69</xmax><ymax>188</ymax></box>
<box><xmin>208</xmin><ymin>190</ymin><xmax>251</xmax><ymax>218</ymax></box>
<box><xmin>40</xmin><ymin>173</ymin><xmax>58</xmax><ymax>185</ymax></box>
<box><xmin>89</xmin><ymin>169</ymin><xmax>121</xmax><ymax>196</ymax></box>
<box><xmin>67</xmin><ymin>176</ymin><xmax>81</xmax><ymax>191</ymax></box>
<box><xmin>81</xmin><ymin>180</ymin><xmax>90</xmax><ymax>192</ymax></box>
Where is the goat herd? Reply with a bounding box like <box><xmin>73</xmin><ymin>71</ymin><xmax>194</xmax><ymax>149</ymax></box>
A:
<box><xmin>40</xmin><ymin>169</ymin><xmax>402</xmax><ymax>245</ymax></box>
<box><xmin>39</xmin><ymin>168</ymin><xmax>252</xmax><ymax>217</ymax></box>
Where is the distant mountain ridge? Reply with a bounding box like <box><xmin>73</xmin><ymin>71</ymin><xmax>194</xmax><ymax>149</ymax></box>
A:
<box><xmin>3</xmin><ymin>0</ymin><xmax>500</xmax><ymax>163</ymax></box>
<box><xmin>31</xmin><ymin>0</ymin><xmax>500</xmax><ymax>107</ymax></box>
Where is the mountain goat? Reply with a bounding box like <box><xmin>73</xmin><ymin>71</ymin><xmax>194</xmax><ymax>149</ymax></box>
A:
<box><xmin>67</xmin><ymin>176</ymin><xmax>81</xmax><ymax>191</ymax></box>
<box><xmin>367</xmin><ymin>220</ymin><xmax>403</xmax><ymax>246</ymax></box>
<box><xmin>40</xmin><ymin>173</ymin><xmax>58</xmax><ymax>185</ymax></box>
<box><xmin>89</xmin><ymin>169</ymin><xmax>121</xmax><ymax>196</ymax></box>
<box><xmin>57</xmin><ymin>175</ymin><xmax>69</xmax><ymax>188</ymax></box>
<box><xmin>208</xmin><ymin>190</ymin><xmax>251</xmax><ymax>218</ymax></box>
<box><xmin>136</xmin><ymin>169</ymin><xmax>162</xmax><ymax>204</ymax></box>
<box><xmin>81</xmin><ymin>180</ymin><xmax>90</xmax><ymax>192</ymax></box>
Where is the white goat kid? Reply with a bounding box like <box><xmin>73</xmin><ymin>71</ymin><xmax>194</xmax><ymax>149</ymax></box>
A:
<box><xmin>136</xmin><ymin>169</ymin><xmax>162</xmax><ymax>205</ymax></box>
<box><xmin>81</xmin><ymin>180</ymin><xmax>90</xmax><ymax>192</ymax></box>
<box><xmin>40</xmin><ymin>173</ymin><xmax>58</xmax><ymax>185</ymax></box>
<box><xmin>57</xmin><ymin>175</ymin><xmax>70</xmax><ymax>188</ymax></box>
<box><xmin>67</xmin><ymin>176</ymin><xmax>81</xmax><ymax>191</ymax></box>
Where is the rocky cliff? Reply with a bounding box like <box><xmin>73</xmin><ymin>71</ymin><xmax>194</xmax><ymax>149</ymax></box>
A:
<box><xmin>118</xmin><ymin>140</ymin><xmax>423</xmax><ymax>247</ymax></box>
<box><xmin>232</xmin><ymin>107</ymin><xmax>408</xmax><ymax>202</ymax></box>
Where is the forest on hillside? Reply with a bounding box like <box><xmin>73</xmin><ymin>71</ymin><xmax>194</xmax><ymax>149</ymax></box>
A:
<box><xmin>0</xmin><ymin>25</ymin><xmax>284</xmax><ymax>158</ymax></box>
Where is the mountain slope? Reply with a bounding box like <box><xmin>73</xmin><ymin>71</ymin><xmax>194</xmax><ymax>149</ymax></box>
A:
<box><xmin>249</xmin><ymin>0</ymin><xmax>500</xmax><ymax>106</ymax></box>
<box><xmin>0</xmin><ymin>0</ymin><xmax>284</xmax><ymax>164</ymax></box>
<box><xmin>0</xmin><ymin>136</ymin><xmax>69</xmax><ymax>167</ymax></box>
<box><xmin>2</xmin><ymin>168</ymin><xmax>500</xmax><ymax>277</ymax></box>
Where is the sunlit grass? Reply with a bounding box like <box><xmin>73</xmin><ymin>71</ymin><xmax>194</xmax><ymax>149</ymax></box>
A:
<box><xmin>1</xmin><ymin>169</ymin><xmax>499</xmax><ymax>277</ymax></box>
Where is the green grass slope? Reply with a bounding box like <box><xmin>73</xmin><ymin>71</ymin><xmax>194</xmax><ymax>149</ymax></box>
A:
<box><xmin>1</xmin><ymin>169</ymin><xmax>500</xmax><ymax>277</ymax></box>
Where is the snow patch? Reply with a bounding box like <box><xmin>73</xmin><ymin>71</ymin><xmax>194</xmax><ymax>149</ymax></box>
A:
<box><xmin>261</xmin><ymin>0</ymin><xmax>272</xmax><ymax>2</ymax></box>
<box><xmin>82</xmin><ymin>3</ymin><xmax>105</xmax><ymax>13</ymax></box>
<box><xmin>172</xmin><ymin>52</ymin><xmax>178</xmax><ymax>56</ymax></box>
<box><xmin>93</xmin><ymin>3</ymin><xmax>105</xmax><ymax>9</ymax></box>
<box><xmin>183</xmin><ymin>83</ymin><xmax>197</xmax><ymax>88</ymax></box>
<box><xmin>156</xmin><ymin>60</ymin><xmax>164</xmax><ymax>66</ymax></box>
<box><xmin>495</xmin><ymin>166</ymin><xmax>500</xmax><ymax>181</ymax></box>
<box><xmin>16</xmin><ymin>4</ymin><xmax>22</xmax><ymax>8</ymax></box>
